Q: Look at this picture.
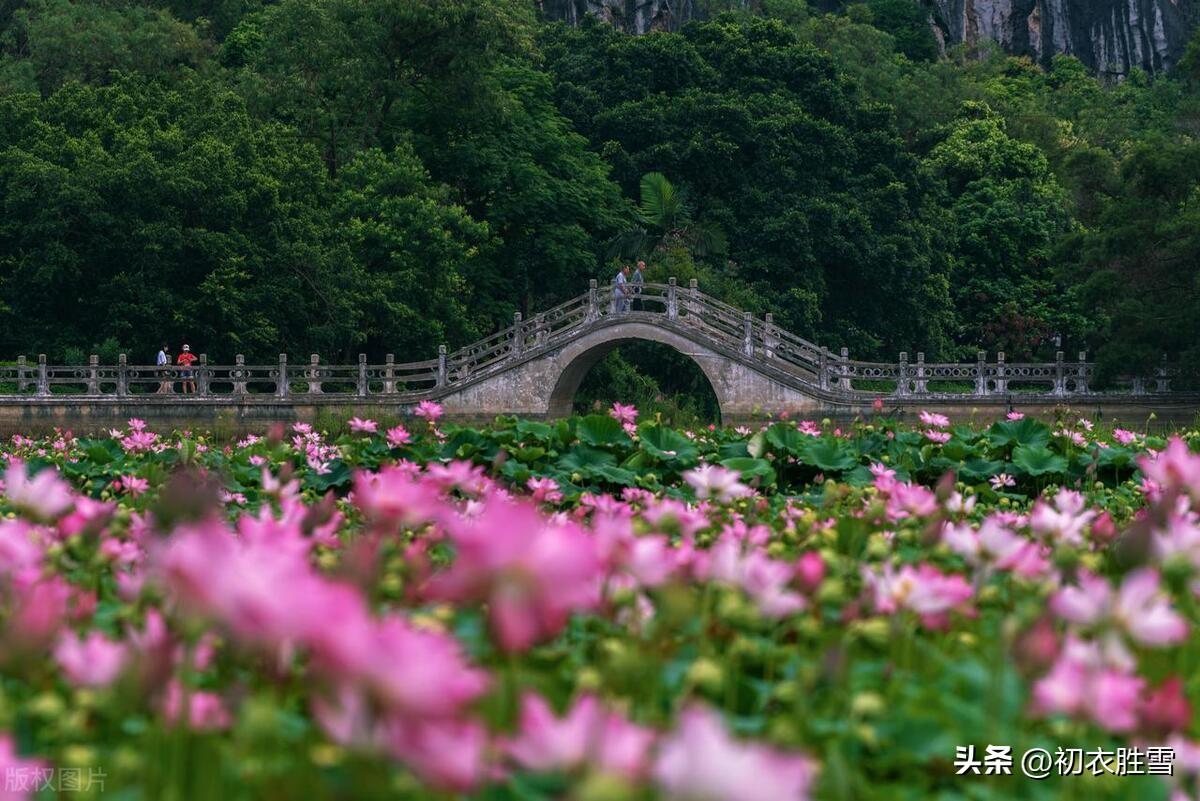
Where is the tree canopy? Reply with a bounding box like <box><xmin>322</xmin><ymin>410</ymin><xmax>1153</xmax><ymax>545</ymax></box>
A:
<box><xmin>0</xmin><ymin>0</ymin><xmax>1196</xmax><ymax>394</ymax></box>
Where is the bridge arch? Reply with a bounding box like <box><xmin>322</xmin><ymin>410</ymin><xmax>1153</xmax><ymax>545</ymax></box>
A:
<box><xmin>546</xmin><ymin>322</ymin><xmax>729</xmax><ymax>419</ymax></box>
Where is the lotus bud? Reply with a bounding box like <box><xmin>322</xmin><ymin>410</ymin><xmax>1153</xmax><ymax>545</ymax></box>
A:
<box><xmin>686</xmin><ymin>658</ymin><xmax>724</xmax><ymax>694</ymax></box>
<box><xmin>851</xmin><ymin>692</ymin><xmax>885</xmax><ymax>718</ymax></box>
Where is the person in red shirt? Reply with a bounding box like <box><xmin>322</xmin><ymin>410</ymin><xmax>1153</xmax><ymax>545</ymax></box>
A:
<box><xmin>177</xmin><ymin>344</ymin><xmax>198</xmax><ymax>394</ymax></box>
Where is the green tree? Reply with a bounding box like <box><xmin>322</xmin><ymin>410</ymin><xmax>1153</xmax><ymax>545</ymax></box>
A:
<box><xmin>542</xmin><ymin>15</ymin><xmax>955</xmax><ymax>356</ymax></box>
<box><xmin>332</xmin><ymin>146</ymin><xmax>488</xmax><ymax>357</ymax></box>
<box><xmin>1067</xmin><ymin>139</ymin><xmax>1200</xmax><ymax>382</ymax></box>
<box><xmin>608</xmin><ymin>172</ymin><xmax>726</xmax><ymax>260</ymax></box>
<box><xmin>0</xmin><ymin>0</ymin><xmax>210</xmax><ymax>94</ymax></box>
<box><xmin>0</xmin><ymin>76</ymin><xmax>345</xmax><ymax>358</ymax></box>
<box><xmin>921</xmin><ymin>103</ymin><xmax>1076</xmax><ymax>356</ymax></box>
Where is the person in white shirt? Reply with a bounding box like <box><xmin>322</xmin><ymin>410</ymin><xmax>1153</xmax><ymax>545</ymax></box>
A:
<box><xmin>614</xmin><ymin>264</ymin><xmax>631</xmax><ymax>313</ymax></box>
<box><xmin>156</xmin><ymin>344</ymin><xmax>172</xmax><ymax>393</ymax></box>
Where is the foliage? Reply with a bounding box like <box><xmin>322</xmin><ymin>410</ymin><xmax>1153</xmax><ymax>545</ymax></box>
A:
<box><xmin>0</xmin><ymin>410</ymin><xmax>1192</xmax><ymax>799</ymax></box>
<box><xmin>0</xmin><ymin>0</ymin><xmax>1198</xmax><ymax>397</ymax></box>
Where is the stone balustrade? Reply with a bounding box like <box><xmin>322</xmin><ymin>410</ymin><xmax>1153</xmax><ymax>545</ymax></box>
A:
<box><xmin>1</xmin><ymin>281</ymin><xmax>1185</xmax><ymax>405</ymax></box>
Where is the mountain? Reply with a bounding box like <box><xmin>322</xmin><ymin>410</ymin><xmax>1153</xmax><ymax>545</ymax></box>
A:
<box><xmin>537</xmin><ymin>0</ymin><xmax>1196</xmax><ymax>76</ymax></box>
<box><xmin>929</xmin><ymin>0</ymin><xmax>1192</xmax><ymax>76</ymax></box>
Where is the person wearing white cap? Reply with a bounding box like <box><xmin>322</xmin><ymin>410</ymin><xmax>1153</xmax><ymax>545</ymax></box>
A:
<box><xmin>176</xmin><ymin>343</ymin><xmax>197</xmax><ymax>394</ymax></box>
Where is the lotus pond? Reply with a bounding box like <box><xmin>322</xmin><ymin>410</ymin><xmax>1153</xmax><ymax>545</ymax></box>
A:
<box><xmin>0</xmin><ymin>405</ymin><xmax>1196</xmax><ymax>800</ymax></box>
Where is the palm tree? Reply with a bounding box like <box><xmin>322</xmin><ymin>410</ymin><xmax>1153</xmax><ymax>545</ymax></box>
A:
<box><xmin>607</xmin><ymin>172</ymin><xmax>726</xmax><ymax>261</ymax></box>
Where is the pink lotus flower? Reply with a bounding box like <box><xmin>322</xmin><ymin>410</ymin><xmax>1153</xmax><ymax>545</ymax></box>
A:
<box><xmin>885</xmin><ymin>482</ymin><xmax>937</xmax><ymax>521</ymax></box>
<box><xmin>1139</xmin><ymin>676</ymin><xmax>1192</xmax><ymax>736</ymax></box>
<box><xmin>414</xmin><ymin>400</ymin><xmax>444</xmax><ymax>423</ymax></box>
<box><xmin>919</xmin><ymin>410</ymin><xmax>950</xmax><ymax>429</ymax></box>
<box><xmin>864</xmin><ymin>563</ymin><xmax>973</xmax><ymax>617</ymax></box>
<box><xmin>654</xmin><ymin>705</ymin><xmax>817</xmax><ymax>801</ymax></box>
<box><xmin>348</xmin><ymin>417</ymin><xmax>377</xmax><ymax>434</ymax></box>
<box><xmin>4</xmin><ymin>460</ymin><xmax>73</xmax><ymax>521</ymax></box>
<box><xmin>1031</xmin><ymin>636</ymin><xmax>1144</xmax><ymax>732</ymax></box>
<box><xmin>163</xmin><ymin>681</ymin><xmax>232</xmax><ymax>731</ymax></box>
<box><xmin>352</xmin><ymin>467</ymin><xmax>443</xmax><ymax>529</ymax></box>
<box><xmin>942</xmin><ymin>519</ymin><xmax>1050</xmax><ymax>578</ymax></box>
<box><xmin>696</xmin><ymin>537</ymin><xmax>806</xmax><ymax>618</ymax></box>
<box><xmin>683</xmin><ymin>464</ymin><xmax>751</xmax><ymax>503</ymax></box>
<box><xmin>383</xmin><ymin>717</ymin><xmax>489</xmax><ymax>791</ymax></box>
<box><xmin>7</xmin><ymin>576</ymin><xmax>70</xmax><ymax>648</ymax></box>
<box><xmin>1141</xmin><ymin>437</ymin><xmax>1200</xmax><ymax>500</ymax></box>
<box><xmin>1006</xmin><ymin>411</ymin><xmax>1025</xmax><ymax>421</ymax></box>
<box><xmin>54</xmin><ymin>630</ymin><xmax>127</xmax><ymax>687</ymax></box>
<box><xmin>120</xmin><ymin>428</ymin><xmax>161</xmax><ymax>453</ymax></box>
<box><xmin>798</xmin><ymin>421</ymin><xmax>821</xmax><ymax>437</ymax></box>
<box><xmin>989</xmin><ymin>473</ymin><xmax>1016</xmax><ymax>490</ymax></box>
<box><xmin>1029</xmin><ymin>489</ymin><xmax>1096</xmax><ymax>546</ymax></box>
<box><xmin>346</xmin><ymin>617</ymin><xmax>489</xmax><ymax>718</ymax></box>
<box><xmin>609</xmin><ymin>402</ymin><xmax>639</xmax><ymax>426</ymax></box>
<box><xmin>0</xmin><ymin>519</ymin><xmax>44</xmax><ymax>578</ymax></box>
<box><xmin>526</xmin><ymin>476</ymin><xmax>563</xmax><ymax>505</ymax></box>
<box><xmin>1051</xmin><ymin>568</ymin><xmax>1187</xmax><ymax>647</ymax></box>
<box><xmin>128</xmin><ymin>418</ymin><xmax>147</xmax><ymax>431</ymax></box>
<box><xmin>425</xmin><ymin>499</ymin><xmax>602</xmax><ymax>651</ymax></box>
<box><xmin>505</xmin><ymin>693</ymin><xmax>655</xmax><ymax>779</ymax></box>
<box><xmin>795</xmin><ymin>552</ymin><xmax>826</xmax><ymax>592</ymax></box>
<box><xmin>0</xmin><ymin>734</ymin><xmax>48</xmax><ymax>800</ymax></box>
<box><xmin>386</xmin><ymin>425</ymin><xmax>412</xmax><ymax>447</ymax></box>
<box><xmin>1113</xmin><ymin>428</ymin><xmax>1138</xmax><ymax>446</ymax></box>
<box><xmin>117</xmin><ymin>475</ymin><xmax>149</xmax><ymax>496</ymax></box>
<box><xmin>922</xmin><ymin>429</ymin><xmax>951</xmax><ymax>444</ymax></box>
<box><xmin>157</xmin><ymin>521</ymin><xmax>345</xmax><ymax>648</ymax></box>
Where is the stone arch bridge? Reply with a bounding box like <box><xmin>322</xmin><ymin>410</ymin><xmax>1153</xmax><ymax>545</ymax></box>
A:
<box><xmin>3</xmin><ymin>281</ymin><xmax>1196</xmax><ymax>432</ymax></box>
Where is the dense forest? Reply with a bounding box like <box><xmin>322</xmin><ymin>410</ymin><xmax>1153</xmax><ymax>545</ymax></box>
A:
<box><xmin>1</xmin><ymin>0</ymin><xmax>1199</xmax><ymax>409</ymax></box>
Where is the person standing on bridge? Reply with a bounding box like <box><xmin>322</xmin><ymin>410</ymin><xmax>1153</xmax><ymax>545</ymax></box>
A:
<box><xmin>177</xmin><ymin>344</ymin><xmax>197</xmax><ymax>394</ymax></box>
<box><xmin>614</xmin><ymin>264</ymin><xmax>631</xmax><ymax>313</ymax></box>
<box><xmin>156</xmin><ymin>344</ymin><xmax>172</xmax><ymax>394</ymax></box>
<box><xmin>631</xmin><ymin>260</ymin><xmax>646</xmax><ymax>311</ymax></box>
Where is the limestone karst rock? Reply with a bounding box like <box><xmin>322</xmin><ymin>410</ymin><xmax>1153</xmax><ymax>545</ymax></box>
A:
<box><xmin>537</xmin><ymin>0</ymin><xmax>1195</xmax><ymax>77</ymax></box>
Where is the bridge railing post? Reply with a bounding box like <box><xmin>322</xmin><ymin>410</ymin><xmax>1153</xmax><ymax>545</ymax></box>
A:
<box><xmin>818</xmin><ymin>348</ymin><xmax>829</xmax><ymax>391</ymax></box>
<box><xmin>667</xmin><ymin>277</ymin><xmax>678</xmax><ymax>320</ymax></box>
<box><xmin>116</xmin><ymin>354</ymin><xmax>128</xmax><ymax>397</ymax></box>
<box><xmin>1076</xmin><ymin>352</ymin><xmax>1088</xmax><ymax>394</ymax></box>
<box><xmin>308</xmin><ymin>354</ymin><xmax>322</xmax><ymax>394</ymax></box>
<box><xmin>233</xmin><ymin>355</ymin><xmax>247</xmax><ymax>395</ymax></box>
<box><xmin>35</xmin><ymin>354</ymin><xmax>48</xmax><ymax>397</ymax></box>
<box><xmin>1156</xmin><ymin>356</ymin><xmax>1170</xmax><ymax>393</ymax></box>
<box><xmin>512</xmin><ymin>313</ymin><xmax>524</xmax><ymax>358</ymax></box>
<box><xmin>587</xmin><ymin>279</ymin><xmax>598</xmax><ymax>322</ymax></box>
<box><xmin>357</xmin><ymin>354</ymin><xmax>368</xmax><ymax>397</ymax></box>
<box><xmin>688</xmin><ymin>279</ymin><xmax>698</xmax><ymax>320</ymax></box>
<box><xmin>915</xmin><ymin>352</ymin><xmax>928</xmax><ymax>396</ymax></box>
<box><xmin>437</xmin><ymin>345</ymin><xmax>447</xmax><ymax>387</ymax></box>
<box><xmin>763</xmin><ymin>313</ymin><xmax>776</xmax><ymax>359</ymax></box>
<box><xmin>277</xmin><ymin>354</ymin><xmax>288</xmax><ymax>398</ymax></box>
<box><xmin>1053</xmin><ymin>351</ymin><xmax>1065</xmax><ymax>396</ymax></box>
<box><xmin>384</xmin><ymin>354</ymin><xmax>395</xmax><ymax>394</ymax></box>
<box><xmin>742</xmin><ymin>312</ymin><xmax>753</xmax><ymax>357</ymax></box>
<box><xmin>995</xmin><ymin>352</ymin><xmax>1006</xmax><ymax>395</ymax></box>
<box><xmin>839</xmin><ymin>347</ymin><xmax>850</xmax><ymax>390</ymax></box>
<box><xmin>16</xmin><ymin>356</ymin><xmax>28</xmax><ymax>394</ymax></box>
<box><xmin>87</xmin><ymin>354</ymin><xmax>100</xmax><ymax>396</ymax></box>
<box><xmin>197</xmin><ymin>354</ymin><xmax>209</xmax><ymax>396</ymax></box>
<box><xmin>974</xmin><ymin>351</ymin><xmax>987</xmax><ymax>396</ymax></box>
<box><xmin>897</xmin><ymin>352</ymin><xmax>908</xmax><ymax>397</ymax></box>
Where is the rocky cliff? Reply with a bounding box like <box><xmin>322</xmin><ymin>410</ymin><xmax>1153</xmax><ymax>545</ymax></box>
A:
<box><xmin>539</xmin><ymin>0</ymin><xmax>1196</xmax><ymax>77</ymax></box>
<box><xmin>536</xmin><ymin>0</ymin><xmax>701</xmax><ymax>33</ymax></box>
<box><xmin>929</xmin><ymin>0</ymin><xmax>1192</xmax><ymax>76</ymax></box>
